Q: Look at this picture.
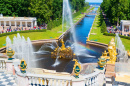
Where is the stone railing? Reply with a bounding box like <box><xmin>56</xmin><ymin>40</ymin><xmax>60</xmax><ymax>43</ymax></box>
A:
<box><xmin>12</xmin><ymin>59</ymin><xmax>105</xmax><ymax>86</ymax></box>
<box><xmin>16</xmin><ymin>71</ymin><xmax>71</xmax><ymax>86</ymax></box>
<box><xmin>83</xmin><ymin>71</ymin><xmax>100</xmax><ymax>86</ymax></box>
<box><xmin>0</xmin><ymin>58</ymin><xmax>6</xmax><ymax>71</ymax></box>
<box><xmin>27</xmin><ymin>73</ymin><xmax>71</xmax><ymax>86</ymax></box>
<box><xmin>15</xmin><ymin>69</ymin><xmax>103</xmax><ymax>86</ymax></box>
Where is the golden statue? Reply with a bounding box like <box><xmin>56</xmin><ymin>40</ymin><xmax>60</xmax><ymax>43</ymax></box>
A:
<box><xmin>73</xmin><ymin>59</ymin><xmax>81</xmax><ymax>78</ymax></box>
<box><xmin>99</xmin><ymin>38</ymin><xmax>117</xmax><ymax>64</ymax></box>
<box><xmin>127</xmin><ymin>50</ymin><xmax>130</xmax><ymax>56</ymax></box>
<box><xmin>60</xmin><ymin>39</ymin><xmax>66</xmax><ymax>50</ymax></box>
<box><xmin>86</xmin><ymin>37</ymin><xmax>90</xmax><ymax>41</ymax></box>
<box><xmin>51</xmin><ymin>39</ymin><xmax>75</xmax><ymax>59</ymax></box>
<box><xmin>102</xmin><ymin>50</ymin><xmax>110</xmax><ymax>60</ymax></box>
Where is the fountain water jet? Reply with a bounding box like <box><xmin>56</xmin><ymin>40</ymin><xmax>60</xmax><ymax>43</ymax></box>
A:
<box><xmin>61</xmin><ymin>0</ymin><xmax>82</xmax><ymax>63</ymax></box>
<box><xmin>115</xmin><ymin>33</ymin><xmax>128</xmax><ymax>62</ymax></box>
<box><xmin>52</xmin><ymin>47</ymin><xmax>61</xmax><ymax>67</ymax></box>
<box><xmin>6</xmin><ymin>33</ymin><xmax>35</xmax><ymax>68</ymax></box>
<box><xmin>61</xmin><ymin>0</ymin><xmax>96</xmax><ymax>63</ymax></box>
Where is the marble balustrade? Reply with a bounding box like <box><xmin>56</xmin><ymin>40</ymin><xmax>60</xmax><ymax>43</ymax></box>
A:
<box><xmin>83</xmin><ymin>71</ymin><xmax>100</xmax><ymax>86</ymax></box>
<box><xmin>0</xmin><ymin>58</ymin><xmax>104</xmax><ymax>86</ymax></box>
<box><xmin>27</xmin><ymin>73</ymin><xmax>71</xmax><ymax>86</ymax></box>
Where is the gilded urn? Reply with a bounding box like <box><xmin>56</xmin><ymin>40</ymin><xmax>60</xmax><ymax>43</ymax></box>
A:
<box><xmin>6</xmin><ymin>48</ymin><xmax>15</xmax><ymax>60</ymax></box>
<box><xmin>97</xmin><ymin>56</ymin><xmax>106</xmax><ymax>68</ymax></box>
<box><xmin>20</xmin><ymin>58</ymin><xmax>27</xmax><ymax>73</ymax></box>
<box><xmin>73</xmin><ymin>59</ymin><xmax>81</xmax><ymax>78</ymax></box>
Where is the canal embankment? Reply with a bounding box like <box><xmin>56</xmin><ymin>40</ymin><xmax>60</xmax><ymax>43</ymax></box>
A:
<box><xmin>89</xmin><ymin>8</ymin><xmax>130</xmax><ymax>50</ymax></box>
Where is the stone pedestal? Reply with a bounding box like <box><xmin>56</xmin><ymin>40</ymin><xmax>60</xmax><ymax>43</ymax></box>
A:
<box><xmin>105</xmin><ymin>64</ymin><xmax>116</xmax><ymax>78</ymax></box>
<box><xmin>5</xmin><ymin>60</ymin><xmax>14</xmax><ymax>74</ymax></box>
<box><xmin>12</xmin><ymin>59</ymin><xmax>21</xmax><ymax>75</ymax></box>
<box><xmin>94</xmin><ymin>67</ymin><xmax>106</xmax><ymax>86</ymax></box>
<box><xmin>71</xmin><ymin>75</ymin><xmax>85</xmax><ymax>86</ymax></box>
<box><xmin>16</xmin><ymin>73</ymin><xmax>28</xmax><ymax>86</ymax></box>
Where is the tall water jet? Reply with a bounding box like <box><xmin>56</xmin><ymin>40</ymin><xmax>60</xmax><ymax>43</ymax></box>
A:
<box><xmin>115</xmin><ymin>33</ymin><xmax>129</xmax><ymax>73</ymax></box>
<box><xmin>6</xmin><ymin>33</ymin><xmax>35</xmax><ymax>68</ymax></box>
<box><xmin>62</xmin><ymin>0</ymin><xmax>79</xmax><ymax>60</ymax></box>
<box><xmin>115</xmin><ymin>33</ymin><xmax>128</xmax><ymax>62</ymax></box>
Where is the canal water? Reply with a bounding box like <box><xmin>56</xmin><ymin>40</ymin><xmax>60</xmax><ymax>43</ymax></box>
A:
<box><xmin>76</xmin><ymin>15</ymin><xmax>95</xmax><ymax>44</ymax></box>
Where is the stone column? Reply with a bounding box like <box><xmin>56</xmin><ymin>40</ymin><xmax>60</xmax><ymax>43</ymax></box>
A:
<box><xmin>20</xmin><ymin>21</ymin><xmax>22</xmax><ymax>27</ymax></box>
<box><xmin>9</xmin><ymin>21</ymin><xmax>11</xmax><ymax>26</ymax></box>
<box><xmin>122</xmin><ymin>23</ymin><xmax>124</xmax><ymax>35</ymax></box>
<box><xmin>129</xmin><ymin>25</ymin><xmax>130</xmax><ymax>33</ymax></box>
<box><xmin>4</xmin><ymin>21</ymin><xmax>6</xmax><ymax>26</ymax></box>
<box><xmin>17</xmin><ymin>75</ymin><xmax>29</xmax><ymax>86</ymax></box>
<box><xmin>25</xmin><ymin>21</ymin><xmax>27</xmax><ymax>27</ymax></box>
<box><xmin>5</xmin><ymin>60</ymin><xmax>14</xmax><ymax>74</ymax></box>
<box><xmin>15</xmin><ymin>21</ymin><xmax>17</xmax><ymax>27</ymax></box>
<box><xmin>0</xmin><ymin>21</ymin><xmax>1</xmax><ymax>26</ymax></box>
<box><xmin>34</xmin><ymin>21</ymin><xmax>37</xmax><ymax>26</ymax></box>
<box><xmin>31</xmin><ymin>22</ymin><xmax>33</xmax><ymax>28</ymax></box>
<box><xmin>71</xmin><ymin>75</ymin><xmax>85</xmax><ymax>86</ymax></box>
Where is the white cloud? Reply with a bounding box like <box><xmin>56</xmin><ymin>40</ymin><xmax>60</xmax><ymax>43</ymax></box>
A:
<box><xmin>85</xmin><ymin>0</ymin><xmax>103</xmax><ymax>3</ymax></box>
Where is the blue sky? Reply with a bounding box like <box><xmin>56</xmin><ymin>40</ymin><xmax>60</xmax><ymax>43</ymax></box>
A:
<box><xmin>85</xmin><ymin>0</ymin><xmax>103</xmax><ymax>3</ymax></box>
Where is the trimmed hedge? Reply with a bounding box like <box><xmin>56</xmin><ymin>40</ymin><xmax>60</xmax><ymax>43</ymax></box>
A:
<box><xmin>103</xmin><ymin>32</ymin><xmax>115</xmax><ymax>36</ymax></box>
<box><xmin>0</xmin><ymin>29</ymin><xmax>46</xmax><ymax>37</ymax></box>
<box><xmin>103</xmin><ymin>32</ymin><xmax>130</xmax><ymax>40</ymax></box>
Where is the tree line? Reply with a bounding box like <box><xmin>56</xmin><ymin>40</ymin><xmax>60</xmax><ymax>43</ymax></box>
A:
<box><xmin>101</xmin><ymin>0</ymin><xmax>130</xmax><ymax>25</ymax></box>
<box><xmin>0</xmin><ymin>0</ymin><xmax>87</xmax><ymax>25</ymax></box>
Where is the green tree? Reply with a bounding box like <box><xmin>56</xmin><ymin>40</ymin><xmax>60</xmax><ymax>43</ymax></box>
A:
<box><xmin>101</xmin><ymin>21</ymin><xmax>107</xmax><ymax>33</ymax></box>
<box><xmin>52</xmin><ymin>0</ymin><xmax>63</xmax><ymax>20</ymax></box>
<box><xmin>101</xmin><ymin>0</ymin><xmax>129</xmax><ymax>25</ymax></box>
<box><xmin>29</xmin><ymin>0</ymin><xmax>53</xmax><ymax>23</ymax></box>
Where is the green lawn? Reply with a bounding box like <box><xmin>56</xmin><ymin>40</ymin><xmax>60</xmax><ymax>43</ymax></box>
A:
<box><xmin>89</xmin><ymin>12</ymin><xmax>130</xmax><ymax>50</ymax></box>
<box><xmin>0</xmin><ymin>7</ymin><xmax>94</xmax><ymax>48</ymax></box>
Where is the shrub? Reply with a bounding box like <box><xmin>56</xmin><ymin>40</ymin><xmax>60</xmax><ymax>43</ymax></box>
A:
<box><xmin>101</xmin><ymin>21</ymin><xmax>107</xmax><ymax>33</ymax></box>
<box><xmin>103</xmin><ymin>32</ymin><xmax>130</xmax><ymax>40</ymax></box>
<box><xmin>0</xmin><ymin>29</ymin><xmax>46</xmax><ymax>37</ymax></box>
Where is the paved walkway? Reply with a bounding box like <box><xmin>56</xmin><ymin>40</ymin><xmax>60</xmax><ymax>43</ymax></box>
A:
<box><xmin>0</xmin><ymin>72</ymin><xmax>17</xmax><ymax>86</ymax></box>
<box><xmin>105</xmin><ymin>77</ymin><xmax>113</xmax><ymax>86</ymax></box>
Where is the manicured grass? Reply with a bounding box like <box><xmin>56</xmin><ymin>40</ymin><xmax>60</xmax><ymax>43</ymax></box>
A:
<box><xmin>89</xmin><ymin>10</ymin><xmax>130</xmax><ymax>50</ymax></box>
<box><xmin>0</xmin><ymin>7</ymin><xmax>94</xmax><ymax>48</ymax></box>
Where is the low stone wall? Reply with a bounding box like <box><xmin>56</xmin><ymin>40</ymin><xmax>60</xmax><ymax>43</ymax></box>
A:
<box><xmin>0</xmin><ymin>47</ymin><xmax>6</xmax><ymax>53</ymax></box>
<box><xmin>86</xmin><ymin>41</ymin><xmax>108</xmax><ymax>49</ymax></box>
<box><xmin>32</xmin><ymin>39</ymin><xmax>58</xmax><ymax>45</ymax></box>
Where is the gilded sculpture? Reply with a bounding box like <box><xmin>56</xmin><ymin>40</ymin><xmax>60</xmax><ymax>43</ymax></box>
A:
<box><xmin>51</xmin><ymin>39</ymin><xmax>75</xmax><ymax>59</ymax></box>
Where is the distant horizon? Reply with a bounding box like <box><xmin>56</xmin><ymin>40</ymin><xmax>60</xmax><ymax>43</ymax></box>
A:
<box><xmin>88</xmin><ymin>2</ymin><xmax>102</xmax><ymax>3</ymax></box>
<box><xmin>85</xmin><ymin>0</ymin><xmax>103</xmax><ymax>3</ymax></box>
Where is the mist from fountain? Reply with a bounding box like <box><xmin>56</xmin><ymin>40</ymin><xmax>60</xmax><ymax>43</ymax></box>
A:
<box><xmin>6</xmin><ymin>33</ymin><xmax>35</xmax><ymax>68</ymax></box>
<box><xmin>36</xmin><ymin>42</ymin><xmax>58</xmax><ymax>54</ymax></box>
<box><xmin>52</xmin><ymin>47</ymin><xmax>61</xmax><ymax>67</ymax></box>
<box><xmin>35</xmin><ymin>0</ymin><xmax>96</xmax><ymax>66</ymax></box>
<box><xmin>62</xmin><ymin>0</ymin><xmax>83</xmax><ymax>63</ymax></box>
<box><xmin>115</xmin><ymin>33</ymin><xmax>129</xmax><ymax>73</ymax></box>
<box><xmin>115</xmin><ymin>33</ymin><xmax>128</xmax><ymax>62</ymax></box>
